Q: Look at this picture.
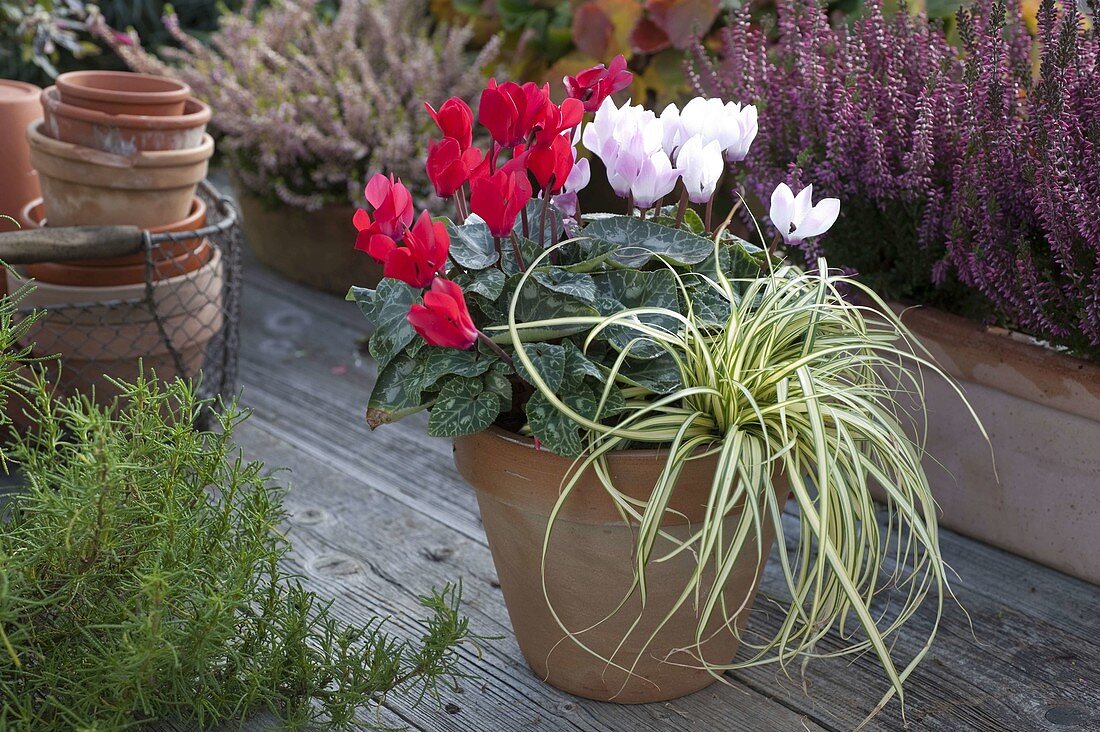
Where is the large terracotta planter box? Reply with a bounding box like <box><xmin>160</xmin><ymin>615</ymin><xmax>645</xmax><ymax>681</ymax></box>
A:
<box><xmin>892</xmin><ymin>305</ymin><xmax>1100</xmax><ymax>584</ymax></box>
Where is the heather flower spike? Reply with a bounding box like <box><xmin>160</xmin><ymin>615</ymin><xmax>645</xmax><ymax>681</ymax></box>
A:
<box><xmin>770</xmin><ymin>183</ymin><xmax>840</xmax><ymax>244</ymax></box>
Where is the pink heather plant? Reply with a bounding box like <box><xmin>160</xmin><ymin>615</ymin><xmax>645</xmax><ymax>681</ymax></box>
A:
<box><xmin>92</xmin><ymin>0</ymin><xmax>499</xmax><ymax>211</ymax></box>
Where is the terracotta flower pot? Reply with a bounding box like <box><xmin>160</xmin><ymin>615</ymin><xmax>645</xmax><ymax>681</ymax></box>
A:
<box><xmin>55</xmin><ymin>71</ymin><xmax>190</xmax><ymax>117</ymax></box>
<box><xmin>885</xmin><ymin>305</ymin><xmax>1100</xmax><ymax>585</ymax></box>
<box><xmin>235</xmin><ymin>186</ymin><xmax>383</xmax><ymax>295</ymax></box>
<box><xmin>7</xmin><ymin>247</ymin><xmax>224</xmax><ymax>403</ymax></box>
<box><xmin>40</xmin><ymin>86</ymin><xmax>210</xmax><ymax>154</ymax></box>
<box><xmin>453</xmin><ymin>427</ymin><xmax>786</xmax><ymax>703</ymax></box>
<box><xmin>26</xmin><ymin>120</ymin><xmax>213</xmax><ymax>228</ymax></box>
<box><xmin>20</xmin><ymin>196</ymin><xmax>208</xmax><ymax>274</ymax></box>
<box><xmin>0</xmin><ymin>80</ymin><xmax>42</xmax><ymax>235</ymax></box>
<box><xmin>25</xmin><ymin>240</ymin><xmax>212</xmax><ymax>287</ymax></box>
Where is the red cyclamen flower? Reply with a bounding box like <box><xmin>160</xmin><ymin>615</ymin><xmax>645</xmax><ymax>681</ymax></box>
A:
<box><xmin>534</xmin><ymin>98</ymin><xmax>584</xmax><ymax>145</ymax></box>
<box><xmin>517</xmin><ymin>135</ymin><xmax>574</xmax><ymax>194</ymax></box>
<box><xmin>478</xmin><ymin>80</ymin><xmax>551</xmax><ymax>147</ymax></box>
<box><xmin>353</xmin><ymin>173</ymin><xmax>414</xmax><ymax>254</ymax></box>
<box><xmin>469</xmin><ymin>168</ymin><xmax>533</xmax><ymax>238</ymax></box>
<box><xmin>425</xmin><ymin>98</ymin><xmax>474</xmax><ymax>150</ymax></box>
<box><xmin>563</xmin><ymin>54</ymin><xmax>633</xmax><ymax>112</ymax></box>
<box><xmin>368</xmin><ymin>210</ymin><xmax>451</xmax><ymax>289</ymax></box>
<box><xmin>407</xmin><ymin>278</ymin><xmax>478</xmax><ymax>350</ymax></box>
<box><xmin>426</xmin><ymin>137</ymin><xmax>483</xmax><ymax>198</ymax></box>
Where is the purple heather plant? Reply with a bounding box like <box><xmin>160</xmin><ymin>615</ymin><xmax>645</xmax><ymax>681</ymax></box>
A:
<box><xmin>91</xmin><ymin>0</ymin><xmax>499</xmax><ymax>211</ymax></box>
<box><xmin>688</xmin><ymin>0</ymin><xmax>969</xmax><ymax>305</ymax></box>
<box><xmin>692</xmin><ymin>0</ymin><xmax>1100</xmax><ymax>360</ymax></box>
<box><xmin>946</xmin><ymin>0</ymin><xmax>1100</xmax><ymax>357</ymax></box>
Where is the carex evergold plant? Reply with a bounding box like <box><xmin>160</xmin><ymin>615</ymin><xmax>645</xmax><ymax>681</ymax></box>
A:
<box><xmin>502</xmin><ymin>226</ymin><xmax>985</xmax><ymax>724</ymax></box>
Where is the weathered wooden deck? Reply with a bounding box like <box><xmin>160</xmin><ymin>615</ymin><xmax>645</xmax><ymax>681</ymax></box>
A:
<box><xmin>211</xmin><ymin>249</ymin><xmax>1100</xmax><ymax>732</ymax></box>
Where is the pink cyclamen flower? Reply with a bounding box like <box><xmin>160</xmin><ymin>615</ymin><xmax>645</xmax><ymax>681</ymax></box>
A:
<box><xmin>407</xmin><ymin>278</ymin><xmax>478</xmax><ymax>350</ymax></box>
<box><xmin>426</xmin><ymin>137</ymin><xmax>483</xmax><ymax>198</ymax></box>
<box><xmin>769</xmin><ymin>183</ymin><xmax>840</xmax><ymax>244</ymax></box>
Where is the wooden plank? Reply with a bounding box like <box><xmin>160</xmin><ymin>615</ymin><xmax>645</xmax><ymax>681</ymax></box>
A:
<box><xmin>225</xmin><ymin>411</ymin><xmax>829</xmax><ymax>732</ymax></box>
<box><xmin>235</xmin><ymin>253</ymin><xmax>1100</xmax><ymax>730</ymax></box>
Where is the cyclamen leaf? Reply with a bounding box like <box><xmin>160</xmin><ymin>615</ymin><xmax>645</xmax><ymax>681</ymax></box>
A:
<box><xmin>508</xmin><ymin>273</ymin><xmax>601</xmax><ymax>323</ymax></box>
<box><xmin>367</xmin><ymin>349</ymin><xmax>430</xmax><ymax>427</ymax></box>
<box><xmin>562</xmin><ymin>340</ymin><xmax>605</xmax><ymax>383</ymax></box>
<box><xmin>353</xmin><ymin>279</ymin><xmax>419</xmax><ymax>372</ymax></box>
<box><xmin>446</xmin><ymin>219</ymin><xmax>499</xmax><ymax>270</ymax></box>
<box><xmin>560</xmin><ymin>237</ymin><xmax>619</xmax><ymax>273</ymax></box>
<box><xmin>427</xmin><ymin>378</ymin><xmax>501</xmax><ymax>437</ymax></box>
<box><xmin>582</xmin><ymin>215</ymin><xmax>714</xmax><ymax>267</ymax></box>
<box><xmin>501</xmin><ymin>236</ymin><xmax>548</xmax><ymax>276</ymax></box>
<box><xmin>524</xmin><ymin>391</ymin><xmax>584</xmax><ymax>457</ymax></box>
<box><xmin>514</xmin><ymin>198</ymin><xmax>564</xmax><ymax>247</ymax></box>
<box><xmin>514</xmin><ymin>342</ymin><xmax>567</xmax><ymax>393</ymax></box>
<box><xmin>531</xmin><ymin>268</ymin><xmax>599</xmax><ymax>303</ymax></box>
<box><xmin>453</xmin><ymin>267</ymin><xmax>506</xmax><ymax>301</ymax></box>
<box><xmin>410</xmin><ymin>347</ymin><xmax>495</xmax><ymax>394</ymax></box>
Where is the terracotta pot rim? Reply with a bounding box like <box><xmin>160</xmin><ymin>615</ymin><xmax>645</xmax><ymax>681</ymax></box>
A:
<box><xmin>0</xmin><ymin>79</ymin><xmax>41</xmax><ymax>104</ymax></box>
<box><xmin>41</xmin><ymin>86</ymin><xmax>210</xmax><ymax>129</ymax></box>
<box><xmin>480</xmin><ymin>424</ymin><xmax>705</xmax><ymax>462</ymax></box>
<box><xmin>25</xmin><ymin>240</ymin><xmax>212</xmax><ymax>286</ymax></box>
<box><xmin>20</xmin><ymin>195</ymin><xmax>206</xmax><ymax>235</ymax></box>
<box><xmin>14</xmin><ymin>245</ymin><xmax>222</xmax><ymax>302</ymax></box>
<box><xmin>55</xmin><ymin>71</ymin><xmax>190</xmax><ymax>107</ymax></box>
<box><xmin>26</xmin><ymin>120</ymin><xmax>214</xmax><ymax>169</ymax></box>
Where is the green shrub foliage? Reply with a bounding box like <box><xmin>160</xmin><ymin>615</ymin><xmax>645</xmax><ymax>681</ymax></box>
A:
<box><xmin>0</xmin><ymin>339</ymin><xmax>470</xmax><ymax>728</ymax></box>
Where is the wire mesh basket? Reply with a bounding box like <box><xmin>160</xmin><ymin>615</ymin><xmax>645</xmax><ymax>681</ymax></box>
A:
<box><xmin>0</xmin><ymin>179</ymin><xmax>241</xmax><ymax>412</ymax></box>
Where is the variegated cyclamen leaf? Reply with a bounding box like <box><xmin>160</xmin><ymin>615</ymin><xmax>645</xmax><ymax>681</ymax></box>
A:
<box><xmin>500</xmin><ymin>236</ymin><xmax>547</xmax><ymax>277</ymax></box>
<box><xmin>366</xmin><ymin>349</ymin><xmax>431</xmax><ymax>427</ymax></box>
<box><xmin>427</xmin><ymin>378</ymin><xmax>501</xmax><ymax>437</ymax></box>
<box><xmin>531</xmin><ymin>268</ymin><xmax>599</xmax><ymax>303</ymax></box>
<box><xmin>453</xmin><ymin>267</ymin><xmax>506</xmax><ymax>301</ymax></box>
<box><xmin>410</xmin><ymin>347</ymin><xmax>495</xmax><ymax>394</ymax></box>
<box><xmin>524</xmin><ymin>390</ymin><xmax>584</xmax><ymax>457</ymax></box>
<box><xmin>582</xmin><ymin>215</ymin><xmax>714</xmax><ymax>267</ymax></box>
<box><xmin>560</xmin><ymin>237</ymin><xmax>619</xmax><ymax>273</ymax></box>
<box><xmin>617</xmin><ymin>352</ymin><xmax>683</xmax><ymax>394</ymax></box>
<box><xmin>562</xmin><ymin>340</ymin><xmax>605</xmax><ymax>383</ymax></box>
<box><xmin>359</xmin><ymin>279</ymin><xmax>419</xmax><ymax>371</ymax></box>
<box><xmin>514</xmin><ymin>342</ymin><xmax>567</xmax><ymax>393</ymax></box>
<box><xmin>514</xmin><ymin>198</ymin><xmax>564</xmax><ymax>246</ymax></box>
<box><xmin>509</xmin><ymin>274</ymin><xmax>601</xmax><ymax>323</ymax></box>
<box><xmin>446</xmin><ymin>219</ymin><xmax>499</xmax><ymax>270</ymax></box>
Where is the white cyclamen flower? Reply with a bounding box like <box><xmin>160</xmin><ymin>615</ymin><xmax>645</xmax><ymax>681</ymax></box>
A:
<box><xmin>721</xmin><ymin>103</ymin><xmax>758</xmax><ymax>162</ymax></box>
<box><xmin>769</xmin><ymin>182</ymin><xmax>841</xmax><ymax>244</ymax></box>
<box><xmin>630</xmin><ymin>150</ymin><xmax>680</xmax><ymax>209</ymax></box>
<box><xmin>676</xmin><ymin>135</ymin><xmax>724</xmax><ymax>204</ymax></box>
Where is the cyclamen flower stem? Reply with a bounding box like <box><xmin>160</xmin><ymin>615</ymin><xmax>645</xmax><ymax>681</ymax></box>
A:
<box><xmin>452</xmin><ymin>191</ymin><xmax>468</xmax><ymax>222</ymax></box>
<box><xmin>538</xmin><ymin>183</ymin><xmax>552</xmax><ymax>249</ymax></box>
<box><xmin>705</xmin><ymin>197</ymin><xmax>714</xmax><ymax>233</ymax></box>
<box><xmin>627</xmin><ymin>192</ymin><xmax>634</xmax><ymax>217</ymax></box>
<box><xmin>521</xmin><ymin>205</ymin><xmax>530</xmax><ymax>239</ymax></box>
<box><xmin>767</xmin><ymin>232</ymin><xmax>783</xmax><ymax>258</ymax></box>
<box><xmin>493</xmin><ymin>236</ymin><xmax>502</xmax><ymax>261</ymax></box>
<box><xmin>675</xmin><ymin>188</ymin><xmax>689</xmax><ymax>227</ymax></box>
<box><xmin>509</xmin><ymin>232</ymin><xmax>527</xmax><ymax>271</ymax></box>
<box><xmin>477</xmin><ymin>331</ymin><xmax>515</xmax><ymax>370</ymax></box>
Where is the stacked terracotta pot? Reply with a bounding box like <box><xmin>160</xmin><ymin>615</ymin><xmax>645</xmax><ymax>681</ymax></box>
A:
<box><xmin>10</xmin><ymin>71</ymin><xmax>223</xmax><ymax>398</ymax></box>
